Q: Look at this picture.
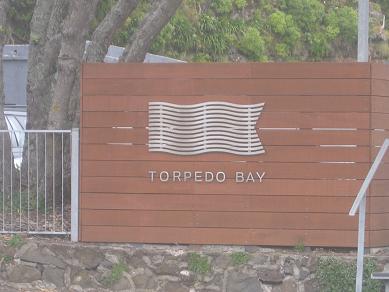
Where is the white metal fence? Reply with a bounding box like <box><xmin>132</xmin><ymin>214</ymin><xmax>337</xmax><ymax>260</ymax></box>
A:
<box><xmin>0</xmin><ymin>129</ymin><xmax>78</xmax><ymax>238</ymax></box>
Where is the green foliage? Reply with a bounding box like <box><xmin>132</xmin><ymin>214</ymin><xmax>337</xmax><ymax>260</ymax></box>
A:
<box><xmin>188</xmin><ymin>253</ymin><xmax>211</xmax><ymax>275</ymax></box>
<box><xmin>294</xmin><ymin>240</ymin><xmax>305</xmax><ymax>252</ymax></box>
<box><xmin>234</xmin><ymin>0</ymin><xmax>247</xmax><ymax>10</ymax></box>
<box><xmin>7</xmin><ymin>0</ymin><xmax>36</xmax><ymax>43</ymax></box>
<box><xmin>6</xmin><ymin>234</ymin><xmax>24</xmax><ymax>248</ymax></box>
<box><xmin>212</xmin><ymin>0</ymin><xmax>234</xmax><ymax>14</ymax></box>
<box><xmin>101</xmin><ymin>261</ymin><xmax>129</xmax><ymax>287</ymax></box>
<box><xmin>316</xmin><ymin>257</ymin><xmax>383</xmax><ymax>292</ymax></box>
<box><xmin>231</xmin><ymin>252</ymin><xmax>250</xmax><ymax>266</ymax></box>
<box><xmin>1</xmin><ymin>254</ymin><xmax>13</xmax><ymax>264</ymax></box>
<box><xmin>237</xmin><ymin>27</ymin><xmax>266</xmax><ymax>61</ymax></box>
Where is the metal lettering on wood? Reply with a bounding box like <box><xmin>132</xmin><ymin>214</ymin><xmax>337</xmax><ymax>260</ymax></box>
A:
<box><xmin>80</xmin><ymin>63</ymin><xmax>389</xmax><ymax>247</ymax></box>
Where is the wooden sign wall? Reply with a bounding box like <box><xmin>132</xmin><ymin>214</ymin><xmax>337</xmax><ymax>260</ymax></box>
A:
<box><xmin>80</xmin><ymin>63</ymin><xmax>389</xmax><ymax>247</ymax></box>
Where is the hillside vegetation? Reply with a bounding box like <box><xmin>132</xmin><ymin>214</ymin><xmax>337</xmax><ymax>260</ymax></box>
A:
<box><xmin>8</xmin><ymin>0</ymin><xmax>389</xmax><ymax>62</ymax></box>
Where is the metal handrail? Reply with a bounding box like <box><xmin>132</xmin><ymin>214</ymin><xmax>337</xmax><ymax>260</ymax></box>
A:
<box><xmin>349</xmin><ymin>138</ymin><xmax>389</xmax><ymax>292</ymax></box>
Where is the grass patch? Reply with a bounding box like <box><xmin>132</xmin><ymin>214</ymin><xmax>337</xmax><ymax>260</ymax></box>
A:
<box><xmin>1</xmin><ymin>254</ymin><xmax>13</xmax><ymax>264</ymax></box>
<box><xmin>317</xmin><ymin>257</ymin><xmax>383</xmax><ymax>292</ymax></box>
<box><xmin>188</xmin><ymin>253</ymin><xmax>210</xmax><ymax>275</ymax></box>
<box><xmin>231</xmin><ymin>252</ymin><xmax>250</xmax><ymax>266</ymax></box>
<box><xmin>6</xmin><ymin>234</ymin><xmax>24</xmax><ymax>248</ymax></box>
<box><xmin>294</xmin><ymin>239</ymin><xmax>305</xmax><ymax>252</ymax></box>
<box><xmin>101</xmin><ymin>261</ymin><xmax>128</xmax><ymax>287</ymax></box>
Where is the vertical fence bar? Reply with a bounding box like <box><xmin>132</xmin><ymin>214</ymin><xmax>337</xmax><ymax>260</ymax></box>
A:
<box><xmin>356</xmin><ymin>196</ymin><xmax>366</xmax><ymax>292</ymax></box>
<box><xmin>52</xmin><ymin>133</ymin><xmax>55</xmax><ymax>231</ymax></box>
<box><xmin>2</xmin><ymin>133</ymin><xmax>4</xmax><ymax>231</ymax></box>
<box><xmin>19</xmin><ymin>150</ymin><xmax>21</xmax><ymax>231</ymax></box>
<box><xmin>36</xmin><ymin>133</ymin><xmax>39</xmax><ymax>230</ymax></box>
<box><xmin>27</xmin><ymin>133</ymin><xmax>29</xmax><ymax>232</ymax></box>
<box><xmin>61</xmin><ymin>133</ymin><xmax>64</xmax><ymax>232</ymax></box>
<box><xmin>44</xmin><ymin>132</ymin><xmax>47</xmax><ymax>231</ymax></box>
<box><xmin>71</xmin><ymin>128</ymin><xmax>79</xmax><ymax>242</ymax></box>
<box><xmin>10</xmin><ymin>137</ymin><xmax>12</xmax><ymax>230</ymax></box>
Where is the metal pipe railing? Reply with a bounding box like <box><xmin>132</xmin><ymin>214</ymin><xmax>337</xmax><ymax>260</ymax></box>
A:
<box><xmin>349</xmin><ymin>138</ymin><xmax>389</xmax><ymax>292</ymax></box>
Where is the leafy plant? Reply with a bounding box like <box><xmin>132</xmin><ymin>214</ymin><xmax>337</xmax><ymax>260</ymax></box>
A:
<box><xmin>188</xmin><ymin>253</ymin><xmax>210</xmax><ymax>275</ymax></box>
<box><xmin>1</xmin><ymin>254</ymin><xmax>13</xmax><ymax>264</ymax></box>
<box><xmin>6</xmin><ymin>234</ymin><xmax>24</xmax><ymax>248</ymax></box>
<box><xmin>231</xmin><ymin>252</ymin><xmax>250</xmax><ymax>266</ymax></box>
<box><xmin>237</xmin><ymin>26</ymin><xmax>266</xmax><ymax>61</ymax></box>
<box><xmin>294</xmin><ymin>239</ymin><xmax>305</xmax><ymax>252</ymax></box>
<box><xmin>101</xmin><ymin>261</ymin><xmax>129</xmax><ymax>287</ymax></box>
<box><xmin>316</xmin><ymin>257</ymin><xmax>383</xmax><ymax>292</ymax></box>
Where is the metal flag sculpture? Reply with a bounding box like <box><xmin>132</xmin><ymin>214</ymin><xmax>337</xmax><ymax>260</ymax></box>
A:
<box><xmin>148</xmin><ymin>102</ymin><xmax>265</xmax><ymax>156</ymax></box>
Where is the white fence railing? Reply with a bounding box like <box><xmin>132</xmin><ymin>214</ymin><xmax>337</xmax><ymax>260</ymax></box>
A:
<box><xmin>349</xmin><ymin>138</ymin><xmax>389</xmax><ymax>292</ymax></box>
<box><xmin>0</xmin><ymin>129</ymin><xmax>79</xmax><ymax>239</ymax></box>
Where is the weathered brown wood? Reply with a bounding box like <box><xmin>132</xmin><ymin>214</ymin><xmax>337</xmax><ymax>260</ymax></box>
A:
<box><xmin>372</xmin><ymin>113</ymin><xmax>389</xmax><ymax>129</ymax></box>
<box><xmin>81</xmin><ymin>144</ymin><xmax>370</xmax><ymax>163</ymax></box>
<box><xmin>81</xmin><ymin>178</ymin><xmax>361</xmax><ymax>196</ymax></box>
<box><xmin>80</xmin><ymin>63</ymin><xmax>389</xmax><ymax>247</ymax></box>
<box><xmin>372</xmin><ymin>79</ymin><xmax>389</xmax><ymax>97</ymax></box>
<box><xmin>369</xmin><ymin>230</ymin><xmax>389</xmax><ymax>247</ymax></box>
<box><xmin>372</xmin><ymin>63</ymin><xmax>389</xmax><ymax>80</ymax></box>
<box><xmin>82</xmin><ymin>63</ymin><xmax>371</xmax><ymax>79</ymax></box>
<box><xmin>82</xmin><ymin>128</ymin><xmax>370</xmax><ymax>146</ymax></box>
<box><xmin>80</xmin><ymin>193</ymin><xmax>354</xmax><ymax>213</ymax></box>
<box><xmin>81</xmin><ymin>160</ymin><xmax>369</xmax><ymax>179</ymax></box>
<box><xmin>372</xmin><ymin>96</ymin><xmax>389</xmax><ymax>114</ymax></box>
<box><xmin>369</xmin><ymin>213</ymin><xmax>389</xmax><ymax>230</ymax></box>
<box><xmin>81</xmin><ymin>209</ymin><xmax>358</xmax><ymax>230</ymax></box>
<box><xmin>83</xmin><ymin>78</ymin><xmax>371</xmax><ymax>97</ymax></box>
<box><xmin>82</xmin><ymin>111</ymin><xmax>370</xmax><ymax>129</ymax></box>
<box><xmin>80</xmin><ymin>226</ymin><xmax>358</xmax><ymax>247</ymax></box>
<box><xmin>82</xmin><ymin>95</ymin><xmax>370</xmax><ymax>113</ymax></box>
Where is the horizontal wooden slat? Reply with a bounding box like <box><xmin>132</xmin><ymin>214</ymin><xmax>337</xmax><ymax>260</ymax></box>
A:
<box><xmin>83</xmin><ymin>78</ymin><xmax>371</xmax><ymax>96</ymax></box>
<box><xmin>371</xmin><ymin>130</ymin><xmax>389</xmax><ymax>146</ymax></box>
<box><xmin>80</xmin><ymin>193</ymin><xmax>354</xmax><ymax>213</ymax></box>
<box><xmin>372</xmin><ymin>79</ymin><xmax>389</xmax><ymax>97</ymax></box>
<box><xmin>372</xmin><ymin>96</ymin><xmax>389</xmax><ymax>114</ymax></box>
<box><xmin>372</xmin><ymin>113</ymin><xmax>389</xmax><ymax>129</ymax></box>
<box><xmin>82</xmin><ymin>111</ymin><xmax>370</xmax><ymax>129</ymax></box>
<box><xmin>82</xmin><ymin>95</ymin><xmax>370</xmax><ymax>113</ymax></box>
<box><xmin>372</xmin><ymin>64</ymin><xmax>389</xmax><ymax>80</ymax></box>
<box><xmin>370</xmin><ymin>197</ymin><xmax>389</xmax><ymax>213</ymax></box>
<box><xmin>81</xmin><ymin>161</ymin><xmax>369</xmax><ymax>179</ymax></box>
<box><xmin>369</xmin><ymin>213</ymin><xmax>389</xmax><ymax>230</ymax></box>
<box><xmin>369</xmin><ymin>230</ymin><xmax>389</xmax><ymax>247</ymax></box>
<box><xmin>82</xmin><ymin>128</ymin><xmax>371</xmax><ymax>146</ymax></box>
<box><xmin>81</xmin><ymin>178</ymin><xmax>361</xmax><ymax>196</ymax></box>
<box><xmin>368</xmin><ymin>180</ymin><xmax>389</xmax><ymax>196</ymax></box>
<box><xmin>80</xmin><ymin>226</ymin><xmax>358</xmax><ymax>247</ymax></box>
<box><xmin>81</xmin><ymin>209</ymin><xmax>358</xmax><ymax>230</ymax></box>
<box><xmin>82</xmin><ymin>63</ymin><xmax>371</xmax><ymax>79</ymax></box>
<box><xmin>81</xmin><ymin>144</ymin><xmax>370</xmax><ymax>162</ymax></box>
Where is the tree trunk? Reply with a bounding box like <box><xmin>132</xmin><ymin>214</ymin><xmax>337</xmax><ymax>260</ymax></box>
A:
<box><xmin>47</xmin><ymin>0</ymin><xmax>99</xmax><ymax>130</ymax></box>
<box><xmin>68</xmin><ymin>0</ymin><xmax>140</xmax><ymax>128</ymax></box>
<box><xmin>85</xmin><ymin>0</ymin><xmax>140</xmax><ymax>63</ymax></box>
<box><xmin>26</xmin><ymin>0</ymin><xmax>69</xmax><ymax>130</ymax></box>
<box><xmin>121</xmin><ymin>0</ymin><xmax>184</xmax><ymax>62</ymax></box>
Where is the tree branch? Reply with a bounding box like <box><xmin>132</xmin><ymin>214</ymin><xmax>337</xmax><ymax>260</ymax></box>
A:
<box><xmin>85</xmin><ymin>0</ymin><xmax>140</xmax><ymax>62</ymax></box>
<box><xmin>121</xmin><ymin>0</ymin><xmax>183</xmax><ymax>62</ymax></box>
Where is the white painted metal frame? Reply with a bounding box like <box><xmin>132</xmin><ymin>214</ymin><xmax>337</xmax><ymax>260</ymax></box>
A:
<box><xmin>358</xmin><ymin>0</ymin><xmax>370</xmax><ymax>62</ymax></box>
<box><xmin>349</xmin><ymin>139</ymin><xmax>389</xmax><ymax>292</ymax></box>
<box><xmin>71</xmin><ymin>128</ymin><xmax>79</xmax><ymax>242</ymax></box>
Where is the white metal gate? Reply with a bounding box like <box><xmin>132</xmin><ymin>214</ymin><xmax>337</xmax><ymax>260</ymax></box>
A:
<box><xmin>0</xmin><ymin>129</ymin><xmax>79</xmax><ymax>239</ymax></box>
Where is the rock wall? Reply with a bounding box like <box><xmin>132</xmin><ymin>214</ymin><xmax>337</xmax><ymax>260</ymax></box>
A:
<box><xmin>0</xmin><ymin>236</ymin><xmax>388</xmax><ymax>292</ymax></box>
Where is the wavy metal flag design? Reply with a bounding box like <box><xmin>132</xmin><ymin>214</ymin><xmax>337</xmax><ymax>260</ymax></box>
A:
<box><xmin>148</xmin><ymin>102</ymin><xmax>265</xmax><ymax>155</ymax></box>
